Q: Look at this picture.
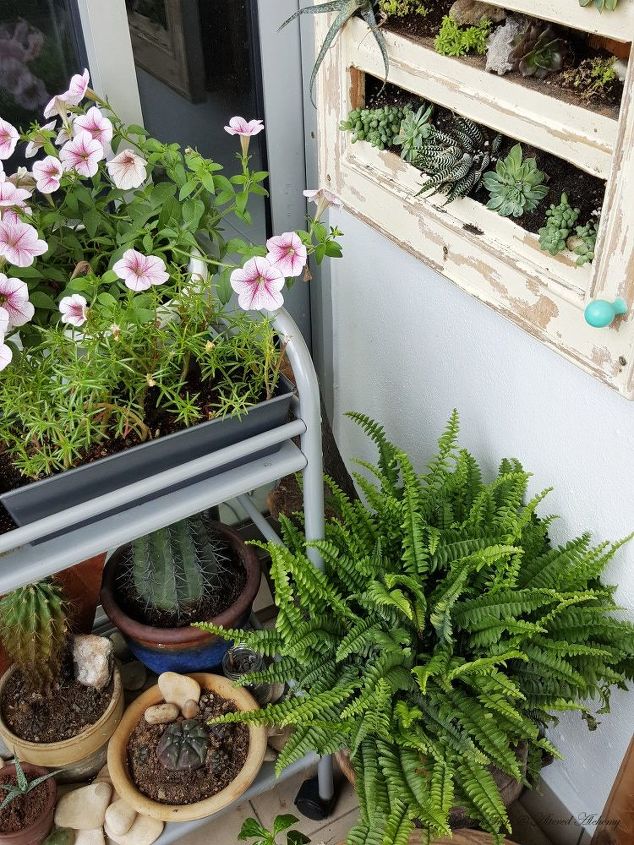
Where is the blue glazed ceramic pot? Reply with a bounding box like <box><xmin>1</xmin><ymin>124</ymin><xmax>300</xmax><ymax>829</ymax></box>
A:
<box><xmin>100</xmin><ymin>522</ymin><xmax>261</xmax><ymax>674</ymax></box>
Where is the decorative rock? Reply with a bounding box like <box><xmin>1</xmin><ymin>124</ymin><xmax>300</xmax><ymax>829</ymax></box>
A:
<box><xmin>485</xmin><ymin>15</ymin><xmax>527</xmax><ymax>76</ymax></box>
<box><xmin>104</xmin><ymin>800</ymin><xmax>137</xmax><ymax>837</ymax></box>
<box><xmin>75</xmin><ymin>830</ymin><xmax>106</xmax><ymax>845</ymax></box>
<box><xmin>0</xmin><ymin>757</ymin><xmax>4</xmax><ymax>769</ymax></box>
<box><xmin>267</xmin><ymin>725</ymin><xmax>293</xmax><ymax>753</ymax></box>
<box><xmin>144</xmin><ymin>703</ymin><xmax>179</xmax><ymax>725</ymax></box>
<box><xmin>181</xmin><ymin>698</ymin><xmax>200</xmax><ymax>719</ymax></box>
<box><xmin>104</xmin><ymin>814</ymin><xmax>164</xmax><ymax>845</ymax></box>
<box><xmin>120</xmin><ymin>660</ymin><xmax>146</xmax><ymax>691</ymax></box>
<box><xmin>109</xmin><ymin>632</ymin><xmax>130</xmax><ymax>660</ymax></box>
<box><xmin>158</xmin><ymin>672</ymin><xmax>201</xmax><ymax>710</ymax></box>
<box><xmin>614</xmin><ymin>59</ymin><xmax>628</xmax><ymax>82</ymax></box>
<box><xmin>94</xmin><ymin>764</ymin><xmax>112</xmax><ymax>785</ymax></box>
<box><xmin>54</xmin><ymin>782</ymin><xmax>112</xmax><ymax>830</ymax></box>
<box><xmin>449</xmin><ymin>0</ymin><xmax>505</xmax><ymax>25</ymax></box>
<box><xmin>73</xmin><ymin>635</ymin><xmax>113</xmax><ymax>690</ymax></box>
<box><xmin>43</xmin><ymin>831</ymin><xmax>75</xmax><ymax>845</ymax></box>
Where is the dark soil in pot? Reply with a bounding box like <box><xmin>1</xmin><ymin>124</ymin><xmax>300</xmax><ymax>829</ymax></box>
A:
<box><xmin>127</xmin><ymin>689</ymin><xmax>249</xmax><ymax>804</ymax></box>
<box><xmin>0</xmin><ymin>771</ymin><xmax>53</xmax><ymax>835</ymax></box>
<box><xmin>2</xmin><ymin>656</ymin><xmax>113</xmax><ymax>743</ymax></box>
<box><xmin>114</xmin><ymin>532</ymin><xmax>246</xmax><ymax>628</ymax></box>
<box><xmin>365</xmin><ymin>78</ymin><xmax>606</xmax><ymax>235</ymax></box>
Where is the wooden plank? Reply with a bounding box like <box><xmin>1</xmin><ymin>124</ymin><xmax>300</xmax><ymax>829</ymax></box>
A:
<box><xmin>488</xmin><ymin>0</ymin><xmax>634</xmax><ymax>40</ymax></box>
<box><xmin>348</xmin><ymin>17</ymin><xmax>617</xmax><ymax>179</ymax></box>
<box><xmin>591</xmin><ymin>736</ymin><xmax>634</xmax><ymax>845</ymax></box>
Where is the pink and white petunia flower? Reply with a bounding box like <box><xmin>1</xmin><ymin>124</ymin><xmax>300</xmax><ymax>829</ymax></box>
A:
<box><xmin>25</xmin><ymin>121</ymin><xmax>56</xmax><ymax>157</ymax></box>
<box><xmin>63</xmin><ymin>69</ymin><xmax>90</xmax><ymax>105</ymax></box>
<box><xmin>303</xmin><ymin>187</ymin><xmax>342</xmax><ymax>220</ymax></box>
<box><xmin>0</xmin><ymin>175</ymin><xmax>31</xmax><ymax>208</ymax></box>
<box><xmin>0</xmin><ymin>274</ymin><xmax>35</xmax><ymax>327</ymax></box>
<box><xmin>44</xmin><ymin>95</ymin><xmax>69</xmax><ymax>120</ymax></box>
<box><xmin>8</xmin><ymin>167</ymin><xmax>36</xmax><ymax>190</ymax></box>
<box><xmin>0</xmin><ymin>119</ymin><xmax>19</xmax><ymax>160</ymax></box>
<box><xmin>0</xmin><ymin>218</ymin><xmax>47</xmax><ymax>267</ymax></box>
<box><xmin>59</xmin><ymin>131</ymin><xmax>104</xmax><ymax>178</ymax></box>
<box><xmin>32</xmin><ymin>156</ymin><xmax>64</xmax><ymax>194</ymax></box>
<box><xmin>230</xmin><ymin>256</ymin><xmax>285</xmax><ymax>312</ymax></box>
<box><xmin>0</xmin><ymin>341</ymin><xmax>12</xmax><ymax>371</ymax></box>
<box><xmin>266</xmin><ymin>231</ymin><xmax>307</xmax><ymax>278</ymax></box>
<box><xmin>224</xmin><ymin>116</ymin><xmax>264</xmax><ymax>138</ymax></box>
<box><xmin>106</xmin><ymin>149</ymin><xmax>147</xmax><ymax>190</ymax></box>
<box><xmin>74</xmin><ymin>106</ymin><xmax>113</xmax><ymax>147</ymax></box>
<box><xmin>0</xmin><ymin>306</ymin><xmax>8</xmax><ymax>337</ymax></box>
<box><xmin>55</xmin><ymin>123</ymin><xmax>72</xmax><ymax>146</ymax></box>
<box><xmin>113</xmin><ymin>249</ymin><xmax>169</xmax><ymax>292</ymax></box>
<box><xmin>59</xmin><ymin>293</ymin><xmax>88</xmax><ymax>327</ymax></box>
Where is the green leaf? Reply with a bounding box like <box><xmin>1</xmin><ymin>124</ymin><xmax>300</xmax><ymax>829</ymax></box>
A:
<box><xmin>102</xmin><ymin>270</ymin><xmax>120</xmax><ymax>283</ymax></box>
<box><xmin>216</xmin><ymin>268</ymin><xmax>233</xmax><ymax>305</ymax></box>
<box><xmin>84</xmin><ymin>207</ymin><xmax>101</xmax><ymax>238</ymax></box>
<box><xmin>273</xmin><ymin>814</ymin><xmax>299</xmax><ymax>834</ymax></box>
<box><xmin>97</xmin><ymin>292</ymin><xmax>118</xmax><ymax>308</ymax></box>
<box><xmin>29</xmin><ymin>291</ymin><xmax>58</xmax><ymax>310</ymax></box>
<box><xmin>200</xmin><ymin>172</ymin><xmax>216</xmax><ymax>193</ymax></box>
<box><xmin>238</xmin><ymin>818</ymin><xmax>267</xmax><ymax>841</ymax></box>
<box><xmin>179</xmin><ymin>180</ymin><xmax>197</xmax><ymax>201</ymax></box>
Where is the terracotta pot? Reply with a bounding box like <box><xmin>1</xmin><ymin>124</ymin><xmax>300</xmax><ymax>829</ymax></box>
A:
<box><xmin>0</xmin><ymin>763</ymin><xmax>56</xmax><ymax>845</ymax></box>
<box><xmin>108</xmin><ymin>672</ymin><xmax>267</xmax><ymax>822</ymax></box>
<box><xmin>0</xmin><ymin>665</ymin><xmax>124</xmax><ymax>779</ymax></box>
<box><xmin>100</xmin><ymin>522</ymin><xmax>261</xmax><ymax>673</ymax></box>
<box><xmin>56</xmin><ymin>553</ymin><xmax>107</xmax><ymax>634</ymax></box>
<box><xmin>587</xmin><ymin>35</ymin><xmax>631</xmax><ymax>60</ymax></box>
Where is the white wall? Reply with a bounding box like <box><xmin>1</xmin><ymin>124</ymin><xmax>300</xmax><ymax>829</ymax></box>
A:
<box><xmin>326</xmin><ymin>207</ymin><xmax>634</xmax><ymax>831</ymax></box>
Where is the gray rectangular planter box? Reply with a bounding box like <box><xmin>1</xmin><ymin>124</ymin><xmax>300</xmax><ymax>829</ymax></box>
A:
<box><xmin>1</xmin><ymin>377</ymin><xmax>294</xmax><ymax>531</ymax></box>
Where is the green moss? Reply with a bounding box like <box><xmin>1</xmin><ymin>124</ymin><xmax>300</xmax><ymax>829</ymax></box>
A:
<box><xmin>434</xmin><ymin>15</ymin><xmax>491</xmax><ymax>58</ymax></box>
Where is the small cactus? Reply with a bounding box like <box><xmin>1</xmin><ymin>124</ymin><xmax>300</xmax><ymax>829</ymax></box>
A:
<box><xmin>156</xmin><ymin>719</ymin><xmax>208</xmax><ymax>771</ymax></box>
<box><xmin>123</xmin><ymin>514</ymin><xmax>230</xmax><ymax>620</ymax></box>
<box><xmin>0</xmin><ymin>581</ymin><xmax>68</xmax><ymax>692</ymax></box>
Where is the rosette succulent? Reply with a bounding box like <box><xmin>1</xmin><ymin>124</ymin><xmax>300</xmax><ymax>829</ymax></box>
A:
<box><xmin>510</xmin><ymin>24</ymin><xmax>567</xmax><ymax>79</ymax></box>
<box><xmin>393</xmin><ymin>103</ymin><xmax>434</xmax><ymax>162</ymax></box>
<box><xmin>483</xmin><ymin>144</ymin><xmax>549</xmax><ymax>218</ymax></box>
<box><xmin>538</xmin><ymin>194</ymin><xmax>580</xmax><ymax>256</ymax></box>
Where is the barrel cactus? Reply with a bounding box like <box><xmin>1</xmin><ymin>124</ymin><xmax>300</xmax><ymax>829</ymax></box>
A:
<box><xmin>0</xmin><ymin>580</ymin><xmax>68</xmax><ymax>691</ymax></box>
<box><xmin>157</xmin><ymin>720</ymin><xmax>208</xmax><ymax>771</ymax></box>
<box><xmin>123</xmin><ymin>514</ymin><xmax>230</xmax><ymax>621</ymax></box>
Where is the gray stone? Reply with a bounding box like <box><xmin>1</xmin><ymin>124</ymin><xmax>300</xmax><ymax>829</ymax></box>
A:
<box><xmin>144</xmin><ymin>703</ymin><xmax>179</xmax><ymax>725</ymax></box>
<box><xmin>120</xmin><ymin>660</ymin><xmax>146</xmax><ymax>691</ymax></box>
<box><xmin>450</xmin><ymin>0</ymin><xmax>505</xmax><ymax>26</ymax></box>
<box><xmin>43</xmin><ymin>831</ymin><xmax>76</xmax><ymax>845</ymax></box>
<box><xmin>73</xmin><ymin>635</ymin><xmax>113</xmax><ymax>690</ymax></box>
<box><xmin>486</xmin><ymin>16</ymin><xmax>527</xmax><ymax>76</ymax></box>
<box><xmin>108</xmin><ymin>632</ymin><xmax>130</xmax><ymax>660</ymax></box>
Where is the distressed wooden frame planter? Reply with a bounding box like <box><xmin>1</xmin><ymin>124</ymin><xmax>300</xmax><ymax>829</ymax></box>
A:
<box><xmin>316</xmin><ymin>7</ymin><xmax>634</xmax><ymax>398</ymax></box>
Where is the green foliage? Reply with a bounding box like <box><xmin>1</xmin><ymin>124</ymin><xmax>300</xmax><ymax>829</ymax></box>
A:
<box><xmin>434</xmin><ymin>15</ymin><xmax>491</xmax><ymax>58</ymax></box>
<box><xmin>197</xmin><ymin>412</ymin><xmax>634</xmax><ymax>845</ymax></box>
<box><xmin>340</xmin><ymin>105</ymin><xmax>411</xmax><ymax>151</ymax></box>
<box><xmin>562</xmin><ymin>57</ymin><xmax>619</xmax><ymax>102</ymax></box>
<box><xmin>417</xmin><ymin>117</ymin><xmax>502</xmax><ymax>203</ymax></box>
<box><xmin>0</xmin><ymin>758</ymin><xmax>57</xmax><ymax>812</ymax></box>
<box><xmin>378</xmin><ymin>0</ymin><xmax>428</xmax><ymax>15</ymax></box>
<box><xmin>483</xmin><ymin>144</ymin><xmax>549</xmax><ymax>218</ymax></box>
<box><xmin>0</xmin><ymin>581</ymin><xmax>68</xmax><ymax>692</ymax></box>
<box><xmin>393</xmin><ymin>104</ymin><xmax>434</xmax><ymax>163</ymax></box>
<box><xmin>579</xmin><ymin>0</ymin><xmax>619</xmax><ymax>10</ymax></box>
<box><xmin>567</xmin><ymin>221</ymin><xmax>598</xmax><ymax>266</ymax></box>
<box><xmin>280</xmin><ymin>1</ymin><xmax>388</xmax><ymax>106</ymax></box>
<box><xmin>239</xmin><ymin>815</ymin><xmax>311</xmax><ymax>845</ymax></box>
<box><xmin>120</xmin><ymin>515</ymin><xmax>230</xmax><ymax>620</ymax></box>
<box><xmin>538</xmin><ymin>194</ymin><xmax>580</xmax><ymax>256</ymax></box>
<box><xmin>510</xmin><ymin>24</ymin><xmax>567</xmax><ymax>79</ymax></box>
<box><xmin>156</xmin><ymin>720</ymin><xmax>209</xmax><ymax>771</ymax></box>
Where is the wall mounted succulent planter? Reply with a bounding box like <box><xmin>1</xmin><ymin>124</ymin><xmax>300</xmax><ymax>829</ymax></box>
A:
<box><xmin>316</xmin><ymin>7</ymin><xmax>634</xmax><ymax>398</ymax></box>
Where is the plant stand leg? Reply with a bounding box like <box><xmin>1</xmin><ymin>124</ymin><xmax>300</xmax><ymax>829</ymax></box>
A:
<box><xmin>294</xmin><ymin>756</ymin><xmax>337</xmax><ymax>821</ymax></box>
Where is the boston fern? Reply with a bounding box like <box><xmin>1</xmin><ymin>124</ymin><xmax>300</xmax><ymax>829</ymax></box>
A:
<box><xmin>198</xmin><ymin>413</ymin><xmax>634</xmax><ymax>845</ymax></box>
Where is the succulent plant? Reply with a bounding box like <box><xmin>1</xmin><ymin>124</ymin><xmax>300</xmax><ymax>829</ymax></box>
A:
<box><xmin>538</xmin><ymin>193</ymin><xmax>580</xmax><ymax>256</ymax></box>
<box><xmin>568</xmin><ymin>220</ymin><xmax>599</xmax><ymax>266</ymax></box>
<box><xmin>393</xmin><ymin>104</ymin><xmax>434</xmax><ymax>162</ymax></box>
<box><xmin>579</xmin><ymin>0</ymin><xmax>619</xmax><ymax>10</ymax></box>
<box><xmin>156</xmin><ymin>719</ymin><xmax>209</xmax><ymax>771</ymax></box>
<box><xmin>0</xmin><ymin>580</ymin><xmax>68</xmax><ymax>692</ymax></box>
<box><xmin>0</xmin><ymin>758</ymin><xmax>57</xmax><ymax>811</ymax></box>
<box><xmin>510</xmin><ymin>24</ymin><xmax>567</xmax><ymax>79</ymax></box>
<box><xmin>340</xmin><ymin>105</ymin><xmax>411</xmax><ymax>151</ymax></box>
<box><xmin>122</xmin><ymin>514</ymin><xmax>230</xmax><ymax>621</ymax></box>
<box><xmin>417</xmin><ymin>116</ymin><xmax>502</xmax><ymax>203</ymax></box>
<box><xmin>483</xmin><ymin>143</ymin><xmax>549</xmax><ymax>218</ymax></box>
<box><xmin>378</xmin><ymin>0</ymin><xmax>429</xmax><ymax>16</ymax></box>
<box><xmin>434</xmin><ymin>15</ymin><xmax>491</xmax><ymax>57</ymax></box>
<box><xmin>562</xmin><ymin>57</ymin><xmax>620</xmax><ymax>103</ymax></box>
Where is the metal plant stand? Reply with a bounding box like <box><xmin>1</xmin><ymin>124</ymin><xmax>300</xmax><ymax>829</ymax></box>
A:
<box><xmin>0</xmin><ymin>309</ymin><xmax>335</xmax><ymax>843</ymax></box>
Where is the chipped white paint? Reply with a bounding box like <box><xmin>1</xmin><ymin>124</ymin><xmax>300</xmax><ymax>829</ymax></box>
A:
<box><xmin>316</xmin><ymin>8</ymin><xmax>634</xmax><ymax>399</ymax></box>
<box><xmin>487</xmin><ymin>0</ymin><xmax>634</xmax><ymax>40</ymax></box>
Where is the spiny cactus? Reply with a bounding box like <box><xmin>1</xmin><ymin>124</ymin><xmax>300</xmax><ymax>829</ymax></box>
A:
<box><xmin>417</xmin><ymin>116</ymin><xmax>502</xmax><ymax>203</ymax></box>
<box><xmin>393</xmin><ymin>103</ymin><xmax>434</xmax><ymax>162</ymax></box>
<box><xmin>510</xmin><ymin>24</ymin><xmax>567</xmax><ymax>79</ymax></box>
<box><xmin>0</xmin><ymin>581</ymin><xmax>68</xmax><ymax>692</ymax></box>
<box><xmin>123</xmin><ymin>515</ymin><xmax>230</xmax><ymax>621</ymax></box>
<box><xmin>538</xmin><ymin>193</ymin><xmax>580</xmax><ymax>256</ymax></box>
<box><xmin>340</xmin><ymin>105</ymin><xmax>411</xmax><ymax>151</ymax></box>
<box><xmin>157</xmin><ymin>719</ymin><xmax>208</xmax><ymax>771</ymax></box>
<box><xmin>483</xmin><ymin>143</ymin><xmax>549</xmax><ymax>218</ymax></box>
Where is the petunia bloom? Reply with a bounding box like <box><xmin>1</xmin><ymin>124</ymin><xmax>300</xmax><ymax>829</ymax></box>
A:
<box><xmin>0</xmin><ymin>218</ymin><xmax>48</xmax><ymax>267</ymax></box>
<box><xmin>74</xmin><ymin>106</ymin><xmax>113</xmax><ymax>147</ymax></box>
<box><xmin>224</xmin><ymin>116</ymin><xmax>264</xmax><ymax>155</ymax></box>
<box><xmin>59</xmin><ymin>293</ymin><xmax>88</xmax><ymax>327</ymax></box>
<box><xmin>113</xmin><ymin>249</ymin><xmax>169</xmax><ymax>292</ymax></box>
<box><xmin>25</xmin><ymin>121</ymin><xmax>56</xmax><ymax>157</ymax></box>
<box><xmin>8</xmin><ymin>167</ymin><xmax>36</xmax><ymax>190</ymax></box>
<box><xmin>59</xmin><ymin>131</ymin><xmax>104</xmax><ymax>178</ymax></box>
<box><xmin>230</xmin><ymin>256</ymin><xmax>284</xmax><ymax>312</ymax></box>
<box><xmin>0</xmin><ymin>342</ymin><xmax>12</xmax><ymax>371</ymax></box>
<box><xmin>64</xmin><ymin>69</ymin><xmax>90</xmax><ymax>105</ymax></box>
<box><xmin>106</xmin><ymin>149</ymin><xmax>147</xmax><ymax>190</ymax></box>
<box><xmin>303</xmin><ymin>187</ymin><xmax>342</xmax><ymax>220</ymax></box>
<box><xmin>0</xmin><ymin>175</ymin><xmax>31</xmax><ymax>208</ymax></box>
<box><xmin>32</xmin><ymin>155</ymin><xmax>63</xmax><ymax>194</ymax></box>
<box><xmin>266</xmin><ymin>231</ymin><xmax>307</xmax><ymax>278</ymax></box>
<box><xmin>0</xmin><ymin>306</ymin><xmax>8</xmax><ymax>337</ymax></box>
<box><xmin>0</xmin><ymin>119</ymin><xmax>19</xmax><ymax>160</ymax></box>
<box><xmin>0</xmin><ymin>273</ymin><xmax>35</xmax><ymax>326</ymax></box>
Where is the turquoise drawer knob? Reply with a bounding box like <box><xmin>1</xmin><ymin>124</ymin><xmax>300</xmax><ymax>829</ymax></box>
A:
<box><xmin>584</xmin><ymin>297</ymin><xmax>628</xmax><ymax>328</ymax></box>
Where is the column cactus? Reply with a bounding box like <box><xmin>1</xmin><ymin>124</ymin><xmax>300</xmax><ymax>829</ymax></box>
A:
<box><xmin>0</xmin><ymin>580</ymin><xmax>68</xmax><ymax>691</ymax></box>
